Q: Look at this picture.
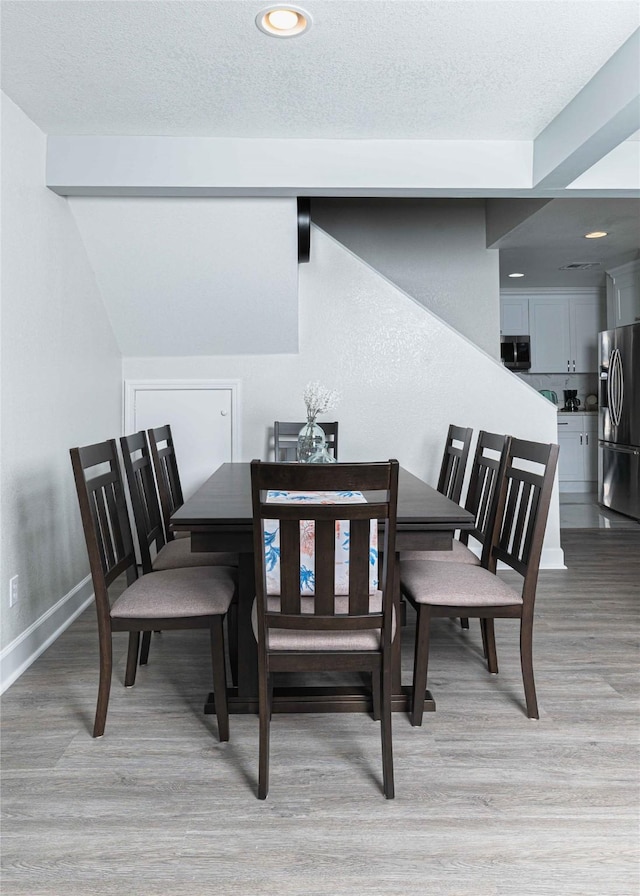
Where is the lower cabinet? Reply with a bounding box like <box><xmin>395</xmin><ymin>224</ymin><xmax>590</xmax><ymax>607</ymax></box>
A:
<box><xmin>557</xmin><ymin>413</ymin><xmax>598</xmax><ymax>492</ymax></box>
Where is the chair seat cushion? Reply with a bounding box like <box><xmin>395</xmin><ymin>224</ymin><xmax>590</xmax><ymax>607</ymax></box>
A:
<box><xmin>251</xmin><ymin>592</ymin><xmax>396</xmax><ymax>651</ymax></box>
<box><xmin>401</xmin><ymin>539</ymin><xmax>480</xmax><ymax>565</ymax></box>
<box><xmin>152</xmin><ymin>538</ymin><xmax>238</xmax><ymax>571</ymax></box>
<box><xmin>400</xmin><ymin>560</ymin><xmax>522</xmax><ymax>608</ymax></box>
<box><xmin>111</xmin><ymin>566</ymin><xmax>236</xmax><ymax>619</ymax></box>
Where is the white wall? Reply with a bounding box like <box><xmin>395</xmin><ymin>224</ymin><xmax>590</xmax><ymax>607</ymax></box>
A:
<box><xmin>124</xmin><ymin>224</ymin><xmax>563</xmax><ymax>566</ymax></box>
<box><xmin>68</xmin><ymin>196</ymin><xmax>299</xmax><ymax>356</ymax></box>
<box><xmin>0</xmin><ymin>94</ymin><xmax>122</xmax><ymax>676</ymax></box>
<box><xmin>311</xmin><ymin>198</ymin><xmax>500</xmax><ymax>357</ymax></box>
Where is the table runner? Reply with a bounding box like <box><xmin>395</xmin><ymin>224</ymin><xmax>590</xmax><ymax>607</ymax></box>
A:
<box><xmin>264</xmin><ymin>490</ymin><xmax>378</xmax><ymax>595</ymax></box>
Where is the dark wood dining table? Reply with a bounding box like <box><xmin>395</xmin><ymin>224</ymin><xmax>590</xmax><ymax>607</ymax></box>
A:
<box><xmin>171</xmin><ymin>462</ymin><xmax>474</xmax><ymax>715</ymax></box>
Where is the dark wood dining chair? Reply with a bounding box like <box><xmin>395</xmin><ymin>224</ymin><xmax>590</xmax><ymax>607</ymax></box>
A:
<box><xmin>251</xmin><ymin>458</ymin><xmax>399</xmax><ymax>799</ymax></box>
<box><xmin>273</xmin><ymin>421</ymin><xmax>339</xmax><ymax>462</ymax></box>
<box><xmin>437</xmin><ymin>423</ymin><xmax>473</xmax><ymax>504</ymax></box>
<box><xmin>403</xmin><ymin>431</ymin><xmax>509</xmax><ymax>567</ymax></box>
<box><xmin>122</xmin><ymin>430</ymin><xmax>239</xmax><ymax>676</ymax></box>
<box><xmin>148</xmin><ymin>424</ymin><xmax>184</xmax><ymax>542</ymax></box>
<box><xmin>70</xmin><ymin>439</ymin><xmax>235</xmax><ymax>741</ymax></box>
<box><xmin>403</xmin><ymin>430</ymin><xmax>509</xmax><ymax>632</ymax></box>
<box><xmin>121</xmin><ymin>430</ymin><xmax>238</xmax><ymax>573</ymax></box>
<box><xmin>400</xmin><ymin>437</ymin><xmax>559</xmax><ymax>725</ymax></box>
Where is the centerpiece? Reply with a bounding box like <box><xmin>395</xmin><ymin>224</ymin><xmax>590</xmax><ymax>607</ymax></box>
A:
<box><xmin>297</xmin><ymin>381</ymin><xmax>340</xmax><ymax>463</ymax></box>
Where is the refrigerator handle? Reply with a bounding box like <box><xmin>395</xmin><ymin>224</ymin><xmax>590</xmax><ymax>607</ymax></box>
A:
<box><xmin>610</xmin><ymin>348</ymin><xmax>623</xmax><ymax>428</ymax></box>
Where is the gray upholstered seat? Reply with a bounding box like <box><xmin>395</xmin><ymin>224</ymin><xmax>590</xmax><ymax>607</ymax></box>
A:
<box><xmin>401</xmin><ymin>539</ymin><xmax>480</xmax><ymax>566</ymax></box>
<box><xmin>113</xmin><ymin>566</ymin><xmax>236</xmax><ymax>619</ymax></box>
<box><xmin>400</xmin><ymin>560</ymin><xmax>521</xmax><ymax>608</ymax></box>
<box><xmin>251</xmin><ymin>593</ymin><xmax>396</xmax><ymax>651</ymax></box>
<box><xmin>152</xmin><ymin>537</ymin><xmax>237</xmax><ymax>572</ymax></box>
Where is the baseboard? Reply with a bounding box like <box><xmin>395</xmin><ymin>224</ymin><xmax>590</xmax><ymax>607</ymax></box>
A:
<box><xmin>539</xmin><ymin>547</ymin><xmax>566</xmax><ymax>570</ymax></box>
<box><xmin>0</xmin><ymin>575</ymin><xmax>94</xmax><ymax>694</ymax></box>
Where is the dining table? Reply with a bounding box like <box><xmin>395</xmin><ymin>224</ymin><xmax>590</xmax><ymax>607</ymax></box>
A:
<box><xmin>170</xmin><ymin>462</ymin><xmax>475</xmax><ymax>716</ymax></box>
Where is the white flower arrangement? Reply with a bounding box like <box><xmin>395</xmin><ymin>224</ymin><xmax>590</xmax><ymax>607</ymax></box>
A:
<box><xmin>303</xmin><ymin>381</ymin><xmax>341</xmax><ymax>423</ymax></box>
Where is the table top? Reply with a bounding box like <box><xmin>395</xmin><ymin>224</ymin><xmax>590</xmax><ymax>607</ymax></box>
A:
<box><xmin>171</xmin><ymin>462</ymin><xmax>474</xmax><ymax>532</ymax></box>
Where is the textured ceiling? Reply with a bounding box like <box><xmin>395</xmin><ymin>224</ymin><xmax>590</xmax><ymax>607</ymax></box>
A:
<box><xmin>2</xmin><ymin>0</ymin><xmax>638</xmax><ymax>139</ymax></box>
<box><xmin>2</xmin><ymin>0</ymin><xmax>638</xmax><ymax>290</ymax></box>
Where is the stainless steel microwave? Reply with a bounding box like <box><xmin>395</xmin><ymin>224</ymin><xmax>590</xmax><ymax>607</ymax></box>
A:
<box><xmin>500</xmin><ymin>335</ymin><xmax>531</xmax><ymax>371</ymax></box>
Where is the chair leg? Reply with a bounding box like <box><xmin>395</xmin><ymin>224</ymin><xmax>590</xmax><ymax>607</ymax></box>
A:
<box><xmin>210</xmin><ymin>618</ymin><xmax>229</xmax><ymax>742</ymax></box>
<box><xmin>481</xmin><ymin>618</ymin><xmax>498</xmax><ymax>673</ymax></box>
<box><xmin>380</xmin><ymin>659</ymin><xmax>394</xmax><ymax>799</ymax></box>
<box><xmin>93</xmin><ymin>632</ymin><xmax>113</xmax><ymax>738</ymax></box>
<box><xmin>460</xmin><ymin>617</ymin><xmax>470</xmax><ymax>629</ymax></box>
<box><xmin>139</xmin><ymin>631</ymin><xmax>152</xmax><ymax>666</ymax></box>
<box><xmin>226</xmin><ymin>603</ymin><xmax>238</xmax><ymax>687</ymax></box>
<box><xmin>520</xmin><ymin>616</ymin><xmax>539</xmax><ymax>719</ymax></box>
<box><xmin>411</xmin><ymin>604</ymin><xmax>431</xmax><ymax>727</ymax></box>
<box><xmin>124</xmin><ymin>632</ymin><xmax>140</xmax><ymax>687</ymax></box>
<box><xmin>371</xmin><ymin>668</ymin><xmax>381</xmax><ymax>721</ymax></box>
<box><xmin>258</xmin><ymin>661</ymin><xmax>271</xmax><ymax>800</ymax></box>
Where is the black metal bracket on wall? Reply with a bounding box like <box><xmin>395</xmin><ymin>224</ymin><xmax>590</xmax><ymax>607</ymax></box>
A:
<box><xmin>297</xmin><ymin>197</ymin><xmax>311</xmax><ymax>263</ymax></box>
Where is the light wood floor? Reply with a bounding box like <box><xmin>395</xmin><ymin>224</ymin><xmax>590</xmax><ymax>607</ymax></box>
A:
<box><xmin>2</xmin><ymin>530</ymin><xmax>639</xmax><ymax>896</ymax></box>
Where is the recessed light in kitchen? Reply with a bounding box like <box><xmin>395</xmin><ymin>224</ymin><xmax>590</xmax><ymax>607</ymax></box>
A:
<box><xmin>508</xmin><ymin>272</ymin><xmax>525</xmax><ymax>278</ymax></box>
<box><xmin>256</xmin><ymin>6</ymin><xmax>311</xmax><ymax>37</ymax></box>
<box><xmin>584</xmin><ymin>231</ymin><xmax>608</xmax><ymax>239</ymax></box>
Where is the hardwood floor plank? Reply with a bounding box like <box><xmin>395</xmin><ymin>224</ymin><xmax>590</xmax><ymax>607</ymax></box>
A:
<box><xmin>1</xmin><ymin>529</ymin><xmax>638</xmax><ymax>895</ymax></box>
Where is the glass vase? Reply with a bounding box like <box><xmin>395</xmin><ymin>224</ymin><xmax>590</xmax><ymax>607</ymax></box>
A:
<box><xmin>297</xmin><ymin>421</ymin><xmax>335</xmax><ymax>463</ymax></box>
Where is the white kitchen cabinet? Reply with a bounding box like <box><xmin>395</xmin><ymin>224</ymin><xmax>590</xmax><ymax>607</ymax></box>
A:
<box><xmin>500</xmin><ymin>295</ymin><xmax>529</xmax><ymax>335</ymax></box>
<box><xmin>529</xmin><ymin>291</ymin><xmax>602</xmax><ymax>373</ymax></box>
<box><xmin>557</xmin><ymin>413</ymin><xmax>598</xmax><ymax>492</ymax></box>
<box><xmin>606</xmin><ymin>261</ymin><xmax>640</xmax><ymax>329</ymax></box>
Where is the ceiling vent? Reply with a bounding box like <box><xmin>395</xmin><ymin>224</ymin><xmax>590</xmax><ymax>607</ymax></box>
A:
<box><xmin>559</xmin><ymin>262</ymin><xmax>602</xmax><ymax>271</ymax></box>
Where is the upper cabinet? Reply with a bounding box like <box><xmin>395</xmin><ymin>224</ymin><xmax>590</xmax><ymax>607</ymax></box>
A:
<box><xmin>606</xmin><ymin>261</ymin><xmax>640</xmax><ymax>329</ymax></box>
<box><xmin>500</xmin><ymin>295</ymin><xmax>529</xmax><ymax>335</ymax></box>
<box><xmin>500</xmin><ymin>288</ymin><xmax>604</xmax><ymax>374</ymax></box>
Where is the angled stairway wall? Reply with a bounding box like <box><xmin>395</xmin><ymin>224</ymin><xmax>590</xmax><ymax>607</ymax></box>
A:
<box><xmin>125</xmin><ymin>223</ymin><xmax>564</xmax><ymax>568</ymax></box>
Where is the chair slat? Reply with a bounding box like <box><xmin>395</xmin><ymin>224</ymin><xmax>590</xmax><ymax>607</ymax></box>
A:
<box><xmin>314</xmin><ymin>519</ymin><xmax>336</xmax><ymax>615</ymax></box>
<box><xmin>279</xmin><ymin>518</ymin><xmax>302</xmax><ymax>615</ymax></box>
<box><xmin>348</xmin><ymin>518</ymin><xmax>371</xmax><ymax>615</ymax></box>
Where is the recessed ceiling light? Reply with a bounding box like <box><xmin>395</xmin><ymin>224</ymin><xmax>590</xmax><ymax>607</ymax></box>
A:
<box><xmin>256</xmin><ymin>6</ymin><xmax>311</xmax><ymax>37</ymax></box>
<box><xmin>508</xmin><ymin>272</ymin><xmax>525</xmax><ymax>278</ymax></box>
<box><xmin>584</xmin><ymin>231</ymin><xmax>608</xmax><ymax>239</ymax></box>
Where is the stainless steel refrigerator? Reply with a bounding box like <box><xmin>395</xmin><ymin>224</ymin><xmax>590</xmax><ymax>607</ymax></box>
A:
<box><xmin>598</xmin><ymin>321</ymin><xmax>640</xmax><ymax>520</ymax></box>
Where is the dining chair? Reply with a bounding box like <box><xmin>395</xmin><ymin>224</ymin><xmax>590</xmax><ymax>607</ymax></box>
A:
<box><xmin>70</xmin><ymin>439</ymin><xmax>235</xmax><ymax>741</ymax></box>
<box><xmin>403</xmin><ymin>431</ymin><xmax>509</xmax><ymax>567</ymax></box>
<box><xmin>400</xmin><ymin>437</ymin><xmax>559</xmax><ymax>725</ymax></box>
<box><xmin>121</xmin><ymin>430</ymin><xmax>240</xmax><ymax>674</ymax></box>
<box><xmin>437</xmin><ymin>423</ymin><xmax>473</xmax><ymax>504</ymax></box>
<box><xmin>250</xmin><ymin>458</ymin><xmax>399</xmax><ymax>799</ymax></box>
<box><xmin>148</xmin><ymin>424</ymin><xmax>184</xmax><ymax>542</ymax></box>
<box><xmin>273</xmin><ymin>421</ymin><xmax>339</xmax><ymax>462</ymax></box>
<box><xmin>121</xmin><ymin>431</ymin><xmax>238</xmax><ymax>574</ymax></box>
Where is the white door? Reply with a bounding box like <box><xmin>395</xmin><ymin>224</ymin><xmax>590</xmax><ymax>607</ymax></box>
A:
<box><xmin>125</xmin><ymin>382</ymin><xmax>237</xmax><ymax>500</ymax></box>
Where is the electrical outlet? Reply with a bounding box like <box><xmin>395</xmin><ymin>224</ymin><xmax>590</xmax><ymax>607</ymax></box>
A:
<box><xmin>9</xmin><ymin>575</ymin><xmax>18</xmax><ymax>608</ymax></box>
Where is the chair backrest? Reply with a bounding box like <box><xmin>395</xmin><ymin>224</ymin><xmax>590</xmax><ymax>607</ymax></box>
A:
<box><xmin>70</xmin><ymin>440</ymin><xmax>138</xmax><ymax>621</ymax></box>
<box><xmin>148</xmin><ymin>424</ymin><xmax>184</xmax><ymax>541</ymax></box>
<box><xmin>273</xmin><ymin>421</ymin><xmax>339</xmax><ymax>462</ymax></box>
<box><xmin>251</xmin><ymin>460</ymin><xmax>399</xmax><ymax>647</ymax></box>
<box><xmin>437</xmin><ymin>424</ymin><xmax>473</xmax><ymax>504</ymax></box>
<box><xmin>120</xmin><ymin>430</ymin><xmax>167</xmax><ymax>573</ymax></box>
<box><xmin>487</xmin><ymin>437</ymin><xmax>559</xmax><ymax>603</ymax></box>
<box><xmin>459</xmin><ymin>431</ymin><xmax>510</xmax><ymax>562</ymax></box>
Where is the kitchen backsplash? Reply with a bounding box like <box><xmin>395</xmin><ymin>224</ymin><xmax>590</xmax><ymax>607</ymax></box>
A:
<box><xmin>516</xmin><ymin>372</ymin><xmax>599</xmax><ymax>408</ymax></box>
